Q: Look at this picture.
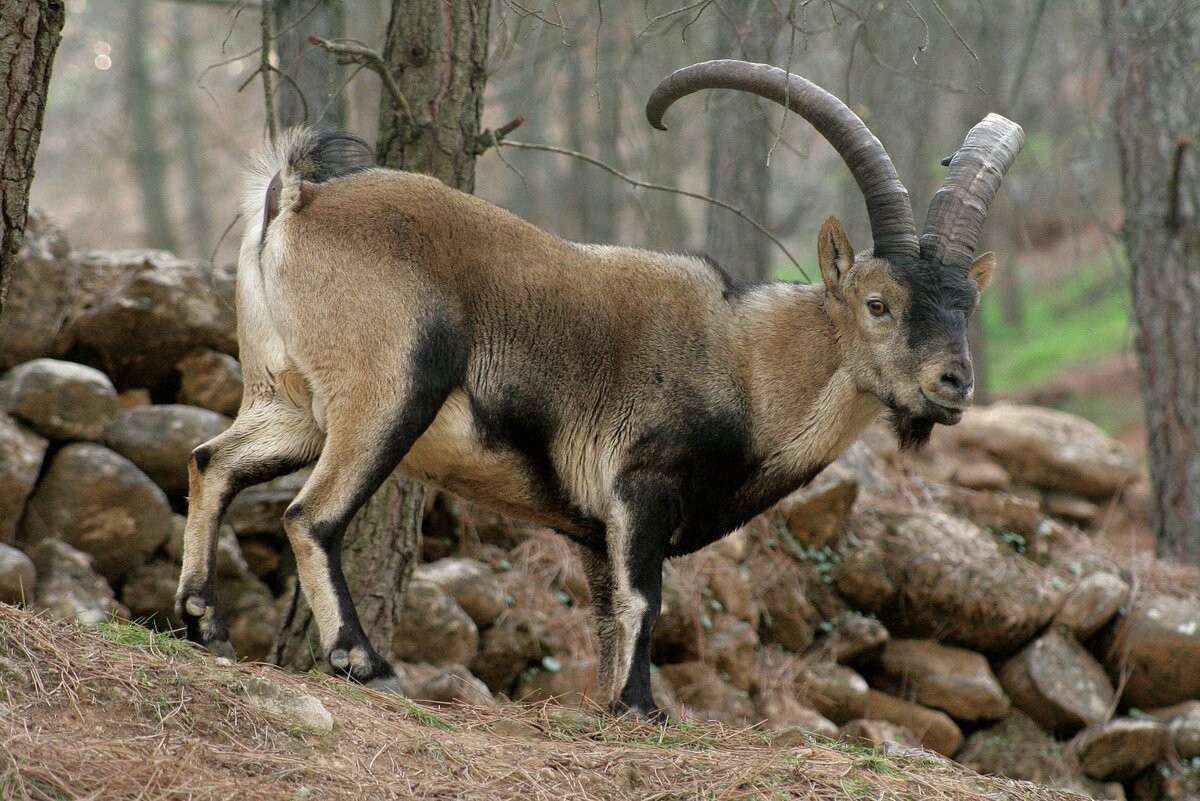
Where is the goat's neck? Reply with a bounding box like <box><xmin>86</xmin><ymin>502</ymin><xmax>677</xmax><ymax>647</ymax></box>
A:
<box><xmin>736</xmin><ymin>283</ymin><xmax>884</xmax><ymax>482</ymax></box>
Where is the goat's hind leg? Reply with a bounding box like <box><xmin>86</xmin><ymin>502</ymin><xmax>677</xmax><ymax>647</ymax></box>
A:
<box><xmin>177</xmin><ymin>399</ymin><xmax>322</xmax><ymax>657</ymax></box>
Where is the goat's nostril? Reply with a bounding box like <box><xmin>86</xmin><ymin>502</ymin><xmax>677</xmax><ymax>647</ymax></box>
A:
<box><xmin>940</xmin><ymin>371</ymin><xmax>963</xmax><ymax>390</ymax></box>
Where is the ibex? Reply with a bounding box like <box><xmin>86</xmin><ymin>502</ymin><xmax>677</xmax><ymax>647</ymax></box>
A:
<box><xmin>177</xmin><ymin>60</ymin><xmax>1022</xmax><ymax>716</ymax></box>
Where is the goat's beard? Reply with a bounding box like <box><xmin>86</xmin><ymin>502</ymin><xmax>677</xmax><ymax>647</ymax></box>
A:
<box><xmin>887</xmin><ymin>406</ymin><xmax>936</xmax><ymax>452</ymax></box>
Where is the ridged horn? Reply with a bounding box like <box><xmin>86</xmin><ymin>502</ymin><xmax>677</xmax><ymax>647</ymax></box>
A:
<box><xmin>646</xmin><ymin>59</ymin><xmax>919</xmax><ymax>260</ymax></box>
<box><xmin>920</xmin><ymin>114</ymin><xmax>1024</xmax><ymax>270</ymax></box>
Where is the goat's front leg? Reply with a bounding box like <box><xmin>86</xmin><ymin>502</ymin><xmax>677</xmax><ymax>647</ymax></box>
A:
<box><xmin>177</xmin><ymin>399</ymin><xmax>323</xmax><ymax>657</ymax></box>
<box><xmin>591</xmin><ymin>477</ymin><xmax>675</xmax><ymax>717</ymax></box>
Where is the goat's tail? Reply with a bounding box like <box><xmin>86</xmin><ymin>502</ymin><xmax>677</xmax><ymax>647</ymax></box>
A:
<box><xmin>241</xmin><ymin>126</ymin><xmax>375</xmax><ymax>247</ymax></box>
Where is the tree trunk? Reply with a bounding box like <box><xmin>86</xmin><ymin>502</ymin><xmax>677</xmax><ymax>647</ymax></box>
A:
<box><xmin>171</xmin><ymin>7</ymin><xmax>214</xmax><ymax>259</ymax></box>
<box><xmin>125</xmin><ymin>0</ymin><xmax>177</xmax><ymax>253</ymax></box>
<box><xmin>703</xmin><ymin>1</ymin><xmax>778</xmax><ymax>283</ymax></box>
<box><xmin>271</xmin><ymin>0</ymin><xmax>491</xmax><ymax>672</ymax></box>
<box><xmin>0</xmin><ymin>0</ymin><xmax>64</xmax><ymax>321</ymax></box>
<box><xmin>1103</xmin><ymin>0</ymin><xmax>1200</xmax><ymax>563</ymax></box>
<box><xmin>272</xmin><ymin>0</ymin><xmax>347</xmax><ymax>128</ymax></box>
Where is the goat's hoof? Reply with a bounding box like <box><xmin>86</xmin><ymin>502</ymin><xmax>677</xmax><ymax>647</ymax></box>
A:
<box><xmin>205</xmin><ymin>638</ymin><xmax>236</xmax><ymax>661</ymax></box>
<box><xmin>366</xmin><ymin>675</ymin><xmax>405</xmax><ymax>696</ymax></box>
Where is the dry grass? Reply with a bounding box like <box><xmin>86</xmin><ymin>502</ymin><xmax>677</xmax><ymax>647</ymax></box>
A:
<box><xmin>0</xmin><ymin>604</ymin><xmax>1088</xmax><ymax>801</ymax></box>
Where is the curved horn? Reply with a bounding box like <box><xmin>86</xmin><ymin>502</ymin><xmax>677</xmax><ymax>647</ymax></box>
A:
<box><xmin>920</xmin><ymin>114</ymin><xmax>1024</xmax><ymax>270</ymax></box>
<box><xmin>646</xmin><ymin>59</ymin><xmax>919</xmax><ymax>259</ymax></box>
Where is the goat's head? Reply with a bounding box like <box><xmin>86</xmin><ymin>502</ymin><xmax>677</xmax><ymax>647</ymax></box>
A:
<box><xmin>647</xmin><ymin>60</ymin><xmax>1023</xmax><ymax>450</ymax></box>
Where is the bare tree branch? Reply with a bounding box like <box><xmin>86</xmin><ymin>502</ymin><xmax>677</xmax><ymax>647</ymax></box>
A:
<box><xmin>499</xmin><ymin>139</ymin><xmax>809</xmax><ymax>279</ymax></box>
<box><xmin>166</xmin><ymin>0</ymin><xmax>262</xmax><ymax>8</ymax></box>
<box><xmin>261</xmin><ymin>0</ymin><xmax>277</xmax><ymax>141</ymax></box>
<box><xmin>307</xmin><ymin>35</ymin><xmax>413</xmax><ymax>128</ymax></box>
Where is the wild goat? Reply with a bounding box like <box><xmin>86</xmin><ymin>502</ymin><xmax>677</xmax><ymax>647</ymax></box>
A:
<box><xmin>177</xmin><ymin>60</ymin><xmax>1023</xmax><ymax>716</ymax></box>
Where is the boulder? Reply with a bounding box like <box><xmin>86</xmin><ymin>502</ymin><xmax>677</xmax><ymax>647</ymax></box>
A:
<box><xmin>794</xmin><ymin>662</ymin><xmax>869</xmax><ymax>724</ymax></box>
<box><xmin>19</xmin><ymin>443</ymin><xmax>174</xmax><ymax>584</ymax></box>
<box><xmin>404</xmin><ymin>663</ymin><xmax>495</xmax><ymax>706</ymax></box>
<box><xmin>779</xmin><ymin>477</ymin><xmax>858</xmax><ymax>548</ymax></box>
<box><xmin>0</xmin><ymin>543</ymin><xmax>35</xmax><ymax>604</ymax></box>
<box><xmin>1044</xmin><ymin>493</ymin><xmax>1101</xmax><ymax>526</ymax></box>
<box><xmin>1108</xmin><ymin>594</ymin><xmax>1200</xmax><ymax>709</ymax></box>
<box><xmin>121</xmin><ymin>559</ymin><xmax>183</xmax><ymax>628</ymax></box>
<box><xmin>1131</xmin><ymin>767</ymin><xmax>1200</xmax><ymax>801</ymax></box>
<box><xmin>29</xmin><ymin>538</ymin><xmax>128</xmax><ymax>624</ymax></box>
<box><xmin>1055</xmin><ymin>572</ymin><xmax>1129</xmax><ymax>640</ymax></box>
<box><xmin>658</xmin><ymin>661</ymin><xmax>755</xmax><ymax>724</ymax></box>
<box><xmin>512</xmin><ymin>657</ymin><xmax>598</xmax><ymax>708</ymax></box>
<box><xmin>225</xmin><ymin>469</ymin><xmax>310</xmax><ymax>541</ymax></box>
<box><xmin>68</xmin><ymin>252</ymin><xmax>236</xmax><ymax>391</ymax></box>
<box><xmin>0</xmin><ymin>413</ymin><xmax>46</xmax><ymax>542</ymax></box>
<box><xmin>176</xmin><ymin>349</ymin><xmax>243</xmax><ymax>417</ymax></box>
<box><xmin>392</xmin><ymin>579</ymin><xmax>479</xmax><ymax>667</ymax></box>
<box><xmin>709</xmin><ymin>525</ymin><xmax>752</xmax><ymax>563</ymax></box>
<box><xmin>957</xmin><ymin>711</ymin><xmax>1109</xmax><ymax>794</ymax></box>
<box><xmin>754</xmin><ymin>557</ymin><xmax>819</xmax><ymax>653</ymax></box>
<box><xmin>948</xmin><ymin>403</ymin><xmax>1139</xmax><ymax>500</ymax></box>
<box><xmin>0</xmin><ymin>359</ymin><xmax>117</xmax><ymax>441</ymax></box>
<box><xmin>938</xmin><ymin>486</ymin><xmax>1043</xmax><ymax>541</ymax></box>
<box><xmin>862</xmin><ymin>689</ymin><xmax>963</xmax><ymax>756</ymax></box>
<box><xmin>698</xmin><ymin>553</ymin><xmax>758</xmax><ymax>626</ymax></box>
<box><xmin>1069</xmin><ymin>718</ymin><xmax>1168</xmax><ymax>781</ymax></box>
<box><xmin>242</xmin><ymin>676</ymin><xmax>333</xmax><ymax>734</ymax></box>
<box><xmin>755</xmin><ymin>690</ymin><xmax>838</xmax><ymax>736</ymax></box>
<box><xmin>819</xmin><ymin>611</ymin><xmax>889</xmax><ymax>664</ymax></box>
<box><xmin>872</xmin><ymin>638</ymin><xmax>1010</xmax><ymax>722</ymax></box>
<box><xmin>707</xmin><ymin>617</ymin><xmax>759</xmax><ymax>692</ymax></box>
<box><xmin>951</xmin><ymin>460</ymin><xmax>1011</xmax><ymax>492</ymax></box>
<box><xmin>999</xmin><ymin>629</ymin><xmax>1114</xmax><ymax>736</ymax></box>
<box><xmin>106</xmin><ymin>405</ymin><xmax>232</xmax><ymax>497</ymax></box>
<box><xmin>1149</xmin><ymin>701</ymin><xmax>1200</xmax><ymax>759</ymax></box>
<box><xmin>413</xmin><ymin>558</ymin><xmax>506</xmax><ymax>629</ymax></box>
<box><xmin>835</xmin><ymin>510</ymin><xmax>1063</xmax><ymax>653</ymax></box>
<box><xmin>839</xmin><ymin>719</ymin><xmax>921</xmax><ymax>751</ymax></box>
<box><xmin>0</xmin><ymin>211</ymin><xmax>79</xmax><ymax>369</ymax></box>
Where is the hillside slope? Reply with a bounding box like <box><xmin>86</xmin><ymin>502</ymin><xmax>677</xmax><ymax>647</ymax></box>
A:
<box><xmin>0</xmin><ymin>605</ymin><xmax>1086</xmax><ymax>801</ymax></box>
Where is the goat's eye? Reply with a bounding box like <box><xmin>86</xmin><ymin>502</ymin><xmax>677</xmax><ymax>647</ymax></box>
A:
<box><xmin>867</xmin><ymin>299</ymin><xmax>889</xmax><ymax>317</ymax></box>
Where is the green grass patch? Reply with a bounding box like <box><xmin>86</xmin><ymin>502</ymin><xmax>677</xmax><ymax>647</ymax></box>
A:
<box><xmin>92</xmin><ymin>620</ymin><xmax>200</xmax><ymax>659</ymax></box>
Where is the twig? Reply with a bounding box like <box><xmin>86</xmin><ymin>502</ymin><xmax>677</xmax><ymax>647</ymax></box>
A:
<box><xmin>167</xmin><ymin>0</ymin><xmax>262</xmax><ymax>8</ymax></box>
<box><xmin>307</xmin><ymin>35</ymin><xmax>413</xmax><ymax>128</ymax></box>
<box><xmin>1003</xmin><ymin>0</ymin><xmax>1049</xmax><ymax>108</ymax></box>
<box><xmin>499</xmin><ymin>140</ymin><xmax>808</xmax><ymax>278</ymax></box>
<box><xmin>928</xmin><ymin>0</ymin><xmax>981</xmax><ymax>92</ymax></box>
<box><xmin>260</xmin><ymin>0</ymin><xmax>276</xmax><ymax>142</ymax></box>
<box><xmin>1167</xmin><ymin>134</ymin><xmax>1192</xmax><ymax>231</ymax></box>
<box><xmin>477</xmin><ymin>116</ymin><xmax>526</xmax><ymax>153</ymax></box>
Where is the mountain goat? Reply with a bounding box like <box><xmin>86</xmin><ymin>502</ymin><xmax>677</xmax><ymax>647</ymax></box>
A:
<box><xmin>177</xmin><ymin>60</ymin><xmax>1023</xmax><ymax>716</ymax></box>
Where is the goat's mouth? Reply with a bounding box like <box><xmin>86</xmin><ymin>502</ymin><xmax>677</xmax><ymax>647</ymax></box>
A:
<box><xmin>918</xmin><ymin>389</ymin><xmax>967</xmax><ymax>425</ymax></box>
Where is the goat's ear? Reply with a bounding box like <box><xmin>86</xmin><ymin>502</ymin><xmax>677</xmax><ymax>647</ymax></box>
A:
<box><xmin>818</xmin><ymin>217</ymin><xmax>855</xmax><ymax>298</ymax></box>
<box><xmin>968</xmin><ymin>251</ymin><xmax>995</xmax><ymax>295</ymax></box>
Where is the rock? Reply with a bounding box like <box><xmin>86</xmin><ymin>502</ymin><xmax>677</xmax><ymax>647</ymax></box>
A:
<box><xmin>700</xmin><ymin>554</ymin><xmax>758</xmax><ymax>627</ymax></box>
<box><xmin>1044</xmin><ymin>493</ymin><xmax>1102</xmax><ymax>526</ymax></box>
<box><xmin>413</xmin><ymin>558</ymin><xmax>506</xmax><ymax>629</ymax></box>
<box><xmin>999</xmin><ymin>629</ymin><xmax>1114</xmax><ymax>736</ymax></box>
<box><xmin>1131</xmin><ymin>766</ymin><xmax>1200</xmax><ymax>801</ymax></box>
<box><xmin>861</xmin><ymin>689</ymin><xmax>963</xmax><ymax>756</ymax></box>
<box><xmin>949</xmin><ymin>403</ymin><xmax>1140</xmax><ymax>500</ymax></box>
<box><xmin>29</xmin><ymin>538</ymin><xmax>128</xmax><ymax>624</ymax></box>
<box><xmin>1055</xmin><ymin>572</ymin><xmax>1130</xmax><ymax>640</ymax></box>
<box><xmin>106</xmin><ymin>405</ymin><xmax>232</xmax><ymax>497</ymax></box>
<box><xmin>1156</xmin><ymin>702</ymin><xmax>1200</xmax><ymax>759</ymax></box>
<box><xmin>176</xmin><ymin>349</ymin><xmax>243</xmax><ymax>417</ymax></box>
<box><xmin>0</xmin><ymin>211</ymin><xmax>74</xmax><ymax>368</ymax></box>
<box><xmin>708</xmin><ymin>617</ymin><xmax>759</xmax><ymax>692</ymax></box>
<box><xmin>779</xmin><ymin>477</ymin><xmax>858</xmax><ymax>548</ymax></box>
<box><xmin>239</xmin><ymin>539</ymin><xmax>281</xmax><ymax>577</ymax></box>
<box><xmin>0</xmin><ymin>413</ymin><xmax>46</xmax><ymax>542</ymax></box>
<box><xmin>872</xmin><ymin>638</ymin><xmax>1010</xmax><ymax>722</ymax></box>
<box><xmin>164</xmin><ymin>516</ymin><xmax>249</xmax><ymax>578</ymax></box>
<box><xmin>835</xmin><ymin>510</ymin><xmax>1063</xmax><ymax>654</ymax></box>
<box><xmin>512</xmin><ymin>657</ymin><xmax>597</xmax><ymax>707</ymax></box>
<box><xmin>0</xmin><ymin>543</ymin><xmax>35</xmax><ymax>604</ymax></box>
<box><xmin>952</xmin><ymin>460</ymin><xmax>1011</xmax><ymax>491</ymax></box>
<box><xmin>405</xmin><ymin>664</ymin><xmax>496</xmax><ymax>706</ymax></box>
<box><xmin>755</xmin><ymin>691</ymin><xmax>838</xmax><ymax>736</ymax></box>
<box><xmin>116</xmin><ymin>388</ymin><xmax>152</xmax><ymax>410</ymax></box>
<box><xmin>653</xmin><ymin>563</ymin><xmax>706</xmax><ymax>662</ymax></box>
<box><xmin>69</xmin><ymin>253</ymin><xmax>237</xmax><ymax>391</ymax></box>
<box><xmin>820</xmin><ymin>611</ymin><xmax>889</xmax><ymax>664</ymax></box>
<box><xmin>794</xmin><ymin>662</ymin><xmax>869</xmax><ymax>725</ymax></box>
<box><xmin>121</xmin><ymin>559</ymin><xmax>183</xmax><ymax>628</ymax></box>
<box><xmin>1108</xmin><ymin>594</ymin><xmax>1200</xmax><ymax>709</ymax></box>
<box><xmin>840</xmin><ymin>719</ymin><xmax>922</xmax><ymax>751</ymax></box>
<box><xmin>219</xmin><ymin>572</ymin><xmax>279</xmax><ymax>662</ymax></box>
<box><xmin>0</xmin><ymin>359</ymin><xmax>117</xmax><ymax>441</ymax></box>
<box><xmin>392</xmin><ymin>579</ymin><xmax>479</xmax><ymax>667</ymax></box>
<box><xmin>1070</xmin><ymin>718</ymin><xmax>1168</xmax><ymax>781</ymax></box>
<box><xmin>658</xmin><ymin>661</ymin><xmax>755</xmax><ymax>724</ymax></box>
<box><xmin>225</xmin><ymin>469</ymin><xmax>310</xmax><ymax>541</ymax></box>
<box><xmin>938</xmin><ymin>487</ymin><xmax>1043</xmax><ymax>541</ymax></box>
<box><xmin>242</xmin><ymin>676</ymin><xmax>333</xmax><ymax>734</ymax></box>
<box><xmin>958</xmin><ymin>711</ymin><xmax>1076</xmax><ymax>787</ymax></box>
<box><xmin>19</xmin><ymin>443</ymin><xmax>174</xmax><ymax>584</ymax></box>
<box><xmin>709</xmin><ymin>525</ymin><xmax>752</xmax><ymax>562</ymax></box>
<box><xmin>755</xmin><ymin>558</ymin><xmax>819</xmax><ymax>653</ymax></box>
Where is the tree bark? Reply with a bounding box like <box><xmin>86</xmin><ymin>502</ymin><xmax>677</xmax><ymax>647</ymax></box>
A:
<box><xmin>272</xmin><ymin>0</ymin><xmax>346</xmax><ymax>128</ymax></box>
<box><xmin>271</xmin><ymin>0</ymin><xmax>491</xmax><ymax>672</ymax></box>
<box><xmin>0</xmin><ymin>0</ymin><xmax>64</xmax><ymax>321</ymax></box>
<box><xmin>1103</xmin><ymin>0</ymin><xmax>1200</xmax><ymax>563</ymax></box>
<box><xmin>703</xmin><ymin>1</ymin><xmax>779</xmax><ymax>283</ymax></box>
<box><xmin>125</xmin><ymin>0</ymin><xmax>178</xmax><ymax>252</ymax></box>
